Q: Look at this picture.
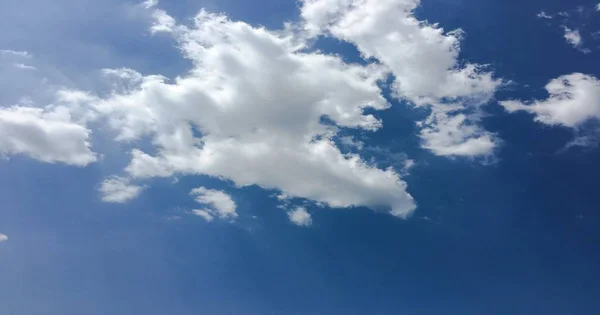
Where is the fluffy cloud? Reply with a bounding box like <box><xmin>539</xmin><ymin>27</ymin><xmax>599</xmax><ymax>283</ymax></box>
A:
<box><xmin>0</xmin><ymin>105</ymin><xmax>97</xmax><ymax>166</ymax></box>
<box><xmin>192</xmin><ymin>209</ymin><xmax>215</xmax><ymax>222</ymax></box>
<box><xmin>420</xmin><ymin>111</ymin><xmax>496</xmax><ymax>156</ymax></box>
<box><xmin>561</xmin><ymin>27</ymin><xmax>589</xmax><ymax>53</ymax></box>
<box><xmin>190</xmin><ymin>187</ymin><xmax>238</xmax><ymax>220</ymax></box>
<box><xmin>66</xmin><ymin>6</ymin><xmax>415</xmax><ymax>218</ymax></box>
<box><xmin>99</xmin><ymin>176</ymin><xmax>145</xmax><ymax>203</ymax></box>
<box><xmin>141</xmin><ymin>0</ymin><xmax>175</xmax><ymax>34</ymax></box>
<box><xmin>287</xmin><ymin>207</ymin><xmax>312</xmax><ymax>227</ymax></box>
<box><xmin>300</xmin><ymin>0</ymin><xmax>501</xmax><ymax>157</ymax></box>
<box><xmin>0</xmin><ymin>233</ymin><xmax>7</xmax><ymax>242</ymax></box>
<box><xmin>500</xmin><ymin>73</ymin><xmax>600</xmax><ymax>128</ymax></box>
<box><xmin>563</xmin><ymin>27</ymin><xmax>582</xmax><ymax>47</ymax></box>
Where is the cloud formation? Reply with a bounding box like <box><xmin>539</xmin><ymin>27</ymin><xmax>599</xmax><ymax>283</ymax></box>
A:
<box><xmin>192</xmin><ymin>209</ymin><xmax>215</xmax><ymax>222</ymax></box>
<box><xmin>0</xmin><ymin>233</ymin><xmax>7</xmax><ymax>242</ymax></box>
<box><xmin>287</xmin><ymin>207</ymin><xmax>312</xmax><ymax>227</ymax></box>
<box><xmin>62</xmin><ymin>6</ymin><xmax>416</xmax><ymax>218</ymax></box>
<box><xmin>537</xmin><ymin>4</ymin><xmax>600</xmax><ymax>54</ymax></box>
<box><xmin>500</xmin><ymin>73</ymin><xmax>600</xmax><ymax>128</ymax></box>
<box><xmin>536</xmin><ymin>11</ymin><xmax>553</xmax><ymax>19</ymax></box>
<box><xmin>99</xmin><ymin>176</ymin><xmax>145</xmax><ymax>203</ymax></box>
<box><xmin>0</xmin><ymin>50</ymin><xmax>31</xmax><ymax>58</ymax></box>
<box><xmin>300</xmin><ymin>0</ymin><xmax>501</xmax><ymax>157</ymax></box>
<box><xmin>562</xmin><ymin>27</ymin><xmax>589</xmax><ymax>53</ymax></box>
<box><xmin>0</xmin><ymin>105</ymin><xmax>96</xmax><ymax>166</ymax></box>
<box><xmin>190</xmin><ymin>187</ymin><xmax>238</xmax><ymax>221</ymax></box>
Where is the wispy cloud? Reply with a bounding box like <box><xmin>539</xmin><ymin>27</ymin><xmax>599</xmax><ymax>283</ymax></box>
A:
<box><xmin>0</xmin><ymin>49</ymin><xmax>31</xmax><ymax>58</ymax></box>
<box><xmin>13</xmin><ymin>63</ymin><xmax>37</xmax><ymax>70</ymax></box>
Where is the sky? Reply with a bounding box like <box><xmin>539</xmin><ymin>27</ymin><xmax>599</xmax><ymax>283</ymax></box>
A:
<box><xmin>1</xmin><ymin>0</ymin><xmax>600</xmax><ymax>314</ymax></box>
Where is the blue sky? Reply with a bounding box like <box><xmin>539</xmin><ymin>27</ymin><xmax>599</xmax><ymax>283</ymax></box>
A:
<box><xmin>1</xmin><ymin>0</ymin><xmax>600</xmax><ymax>314</ymax></box>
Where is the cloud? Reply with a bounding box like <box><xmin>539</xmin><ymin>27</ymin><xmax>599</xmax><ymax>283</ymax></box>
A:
<box><xmin>99</xmin><ymin>176</ymin><xmax>145</xmax><ymax>203</ymax></box>
<box><xmin>148</xmin><ymin>7</ymin><xmax>176</xmax><ymax>34</ymax></box>
<box><xmin>64</xmin><ymin>7</ymin><xmax>415</xmax><ymax>218</ymax></box>
<box><xmin>537</xmin><ymin>11</ymin><xmax>553</xmax><ymax>19</ymax></box>
<box><xmin>190</xmin><ymin>187</ymin><xmax>238</xmax><ymax>220</ymax></box>
<box><xmin>142</xmin><ymin>0</ymin><xmax>159</xmax><ymax>9</ymax></box>
<box><xmin>300</xmin><ymin>0</ymin><xmax>501</xmax><ymax>157</ymax></box>
<box><xmin>562</xmin><ymin>27</ymin><xmax>589</xmax><ymax>52</ymax></box>
<box><xmin>0</xmin><ymin>233</ymin><xmax>7</xmax><ymax>242</ymax></box>
<box><xmin>500</xmin><ymin>73</ymin><xmax>600</xmax><ymax>128</ymax></box>
<box><xmin>419</xmin><ymin>110</ymin><xmax>496</xmax><ymax>157</ymax></box>
<box><xmin>538</xmin><ymin>5</ymin><xmax>600</xmax><ymax>54</ymax></box>
<box><xmin>402</xmin><ymin>159</ymin><xmax>415</xmax><ymax>172</ymax></box>
<box><xmin>0</xmin><ymin>105</ymin><xmax>97</xmax><ymax>166</ymax></box>
<box><xmin>0</xmin><ymin>49</ymin><xmax>31</xmax><ymax>58</ymax></box>
<box><xmin>596</xmin><ymin>3</ymin><xmax>600</xmax><ymax>11</ymax></box>
<box><xmin>192</xmin><ymin>209</ymin><xmax>215</xmax><ymax>222</ymax></box>
<box><xmin>287</xmin><ymin>207</ymin><xmax>312</xmax><ymax>227</ymax></box>
<box><xmin>13</xmin><ymin>63</ymin><xmax>37</xmax><ymax>70</ymax></box>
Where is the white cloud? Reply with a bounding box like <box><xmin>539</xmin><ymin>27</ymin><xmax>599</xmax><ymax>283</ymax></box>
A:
<box><xmin>192</xmin><ymin>209</ymin><xmax>215</xmax><ymax>222</ymax></box>
<box><xmin>0</xmin><ymin>233</ymin><xmax>7</xmax><ymax>242</ymax></box>
<box><xmin>500</xmin><ymin>73</ymin><xmax>600</xmax><ymax>128</ymax></box>
<box><xmin>0</xmin><ymin>106</ymin><xmax>97</xmax><ymax>166</ymax></box>
<box><xmin>13</xmin><ymin>63</ymin><xmax>37</xmax><ymax>70</ymax></box>
<box><xmin>300</xmin><ymin>0</ymin><xmax>501</xmax><ymax>157</ymax></box>
<box><xmin>190</xmin><ymin>187</ymin><xmax>238</xmax><ymax>220</ymax></box>
<box><xmin>420</xmin><ymin>110</ymin><xmax>496</xmax><ymax>157</ymax></box>
<box><xmin>596</xmin><ymin>3</ymin><xmax>600</xmax><ymax>11</ymax></box>
<box><xmin>537</xmin><ymin>5</ymin><xmax>600</xmax><ymax>54</ymax></box>
<box><xmin>339</xmin><ymin>135</ymin><xmax>364</xmax><ymax>150</ymax></box>
<box><xmin>149</xmin><ymin>9</ymin><xmax>176</xmax><ymax>34</ymax></box>
<box><xmin>99</xmin><ymin>176</ymin><xmax>145</xmax><ymax>203</ymax></box>
<box><xmin>537</xmin><ymin>11</ymin><xmax>553</xmax><ymax>19</ymax></box>
<box><xmin>0</xmin><ymin>49</ymin><xmax>31</xmax><ymax>58</ymax></box>
<box><xmin>287</xmin><ymin>207</ymin><xmax>312</xmax><ymax>227</ymax></box>
<box><xmin>562</xmin><ymin>26</ymin><xmax>584</xmax><ymax>49</ymax></box>
<box><xmin>67</xmin><ymin>8</ymin><xmax>415</xmax><ymax>218</ymax></box>
<box><xmin>402</xmin><ymin>159</ymin><xmax>415</xmax><ymax>171</ymax></box>
<box><xmin>140</xmin><ymin>0</ymin><xmax>175</xmax><ymax>34</ymax></box>
<box><xmin>142</xmin><ymin>0</ymin><xmax>159</xmax><ymax>9</ymax></box>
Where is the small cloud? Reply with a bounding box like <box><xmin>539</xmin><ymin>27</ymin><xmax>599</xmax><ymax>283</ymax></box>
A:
<box><xmin>402</xmin><ymin>159</ymin><xmax>416</xmax><ymax>172</ymax></box>
<box><xmin>0</xmin><ymin>49</ymin><xmax>31</xmax><ymax>58</ymax></box>
<box><xmin>596</xmin><ymin>3</ymin><xmax>600</xmax><ymax>11</ymax></box>
<box><xmin>0</xmin><ymin>233</ymin><xmax>7</xmax><ymax>242</ymax></box>
<box><xmin>13</xmin><ymin>63</ymin><xmax>37</xmax><ymax>70</ymax></box>
<box><xmin>165</xmin><ymin>215</ymin><xmax>181</xmax><ymax>221</ymax></box>
<box><xmin>141</xmin><ymin>0</ymin><xmax>158</xmax><ymax>9</ymax></box>
<box><xmin>99</xmin><ymin>176</ymin><xmax>145</xmax><ymax>203</ymax></box>
<box><xmin>190</xmin><ymin>187</ymin><xmax>238</xmax><ymax>221</ymax></box>
<box><xmin>562</xmin><ymin>27</ymin><xmax>590</xmax><ymax>53</ymax></box>
<box><xmin>287</xmin><ymin>207</ymin><xmax>312</xmax><ymax>227</ymax></box>
<box><xmin>537</xmin><ymin>11</ymin><xmax>553</xmax><ymax>19</ymax></box>
<box><xmin>275</xmin><ymin>193</ymin><xmax>291</xmax><ymax>201</ymax></box>
<box><xmin>192</xmin><ymin>209</ymin><xmax>214</xmax><ymax>222</ymax></box>
<box><xmin>339</xmin><ymin>136</ymin><xmax>364</xmax><ymax>150</ymax></box>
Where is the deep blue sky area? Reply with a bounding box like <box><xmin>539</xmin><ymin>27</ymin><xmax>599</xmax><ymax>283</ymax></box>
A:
<box><xmin>1</xmin><ymin>0</ymin><xmax>600</xmax><ymax>315</ymax></box>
